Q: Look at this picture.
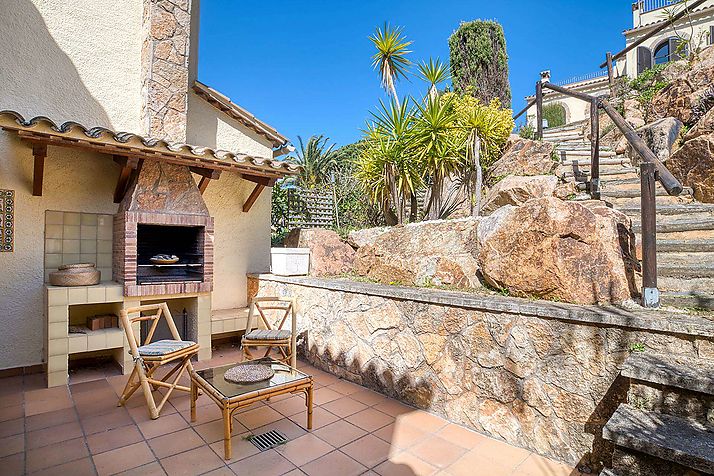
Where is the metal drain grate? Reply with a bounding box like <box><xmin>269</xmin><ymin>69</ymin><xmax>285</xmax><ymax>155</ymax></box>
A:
<box><xmin>247</xmin><ymin>430</ymin><xmax>288</xmax><ymax>451</ymax></box>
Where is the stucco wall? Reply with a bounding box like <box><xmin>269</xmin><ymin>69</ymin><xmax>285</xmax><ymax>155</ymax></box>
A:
<box><xmin>526</xmin><ymin>81</ymin><xmax>610</xmax><ymax>126</ymax></box>
<box><xmin>186</xmin><ymin>90</ymin><xmax>276</xmax><ymax>310</ymax></box>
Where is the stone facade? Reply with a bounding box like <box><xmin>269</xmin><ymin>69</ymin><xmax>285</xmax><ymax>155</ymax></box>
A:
<box><xmin>250</xmin><ymin>275</ymin><xmax>714</xmax><ymax>469</ymax></box>
<box><xmin>141</xmin><ymin>0</ymin><xmax>192</xmax><ymax>142</ymax></box>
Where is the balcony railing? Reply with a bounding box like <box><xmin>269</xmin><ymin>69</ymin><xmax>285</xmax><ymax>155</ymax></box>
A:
<box><xmin>636</xmin><ymin>0</ymin><xmax>682</xmax><ymax>14</ymax></box>
<box><xmin>553</xmin><ymin>71</ymin><xmax>609</xmax><ymax>86</ymax></box>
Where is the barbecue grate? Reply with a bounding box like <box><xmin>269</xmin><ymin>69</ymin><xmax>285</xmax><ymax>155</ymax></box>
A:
<box><xmin>247</xmin><ymin>430</ymin><xmax>288</xmax><ymax>451</ymax></box>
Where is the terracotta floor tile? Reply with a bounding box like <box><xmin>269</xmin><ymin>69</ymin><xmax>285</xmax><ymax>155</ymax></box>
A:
<box><xmin>22</xmin><ymin>373</ymin><xmax>46</xmax><ymax>392</ymax></box>
<box><xmin>374</xmin><ymin>422</ymin><xmax>429</xmax><ymax>450</ymax></box>
<box><xmin>372</xmin><ymin>399</ymin><xmax>414</xmax><ymax>418</ymax></box>
<box><xmin>0</xmin><ymin>417</ymin><xmax>24</xmax><ymax>438</ymax></box>
<box><xmin>513</xmin><ymin>453</ymin><xmax>576</xmax><ymax>476</ymax></box>
<box><xmin>24</xmin><ymin>385</ymin><xmax>70</xmax><ymax>403</ymax></box>
<box><xmin>408</xmin><ymin>435</ymin><xmax>467</xmax><ymax>469</ymax></box>
<box><xmin>278</xmin><ymin>433</ymin><xmax>334</xmax><ymax>467</ymax></box>
<box><xmin>194</xmin><ymin>419</ymin><xmax>244</xmax><ymax>445</ymax></box>
<box><xmin>26</xmin><ymin>420</ymin><xmax>84</xmax><ymax>450</ymax></box>
<box><xmin>341</xmin><ymin>434</ymin><xmax>391</xmax><ymax>468</ymax></box>
<box><xmin>178</xmin><ymin>399</ymin><xmax>223</xmax><ymax>425</ymax></box>
<box><xmin>0</xmin><ymin>404</ymin><xmax>23</xmax><ymax>422</ymax></box>
<box><xmin>321</xmin><ymin>396</ymin><xmax>368</xmax><ymax>418</ymax></box>
<box><xmin>24</xmin><ymin>387</ymin><xmax>73</xmax><ymax>417</ymax></box>
<box><xmin>0</xmin><ymin>453</ymin><xmax>24</xmax><ymax>476</ymax></box>
<box><xmin>350</xmin><ymin>389</ymin><xmax>388</xmax><ymax>407</ymax></box>
<box><xmin>236</xmin><ymin>405</ymin><xmax>285</xmax><ymax>430</ymax></box>
<box><xmin>313</xmin><ymin>419</ymin><xmax>367</xmax><ymax>448</ymax></box>
<box><xmin>116</xmin><ymin>461</ymin><xmax>167</xmax><ymax>476</ymax></box>
<box><xmin>0</xmin><ymin>433</ymin><xmax>24</xmax><ymax>457</ymax></box>
<box><xmin>31</xmin><ymin>456</ymin><xmax>96</xmax><ymax>476</ymax></box>
<box><xmin>327</xmin><ymin>380</ymin><xmax>364</xmax><ymax>396</ymax></box>
<box><xmin>282</xmin><ymin>469</ymin><xmax>306</xmax><ymax>476</ymax></box>
<box><xmin>137</xmin><ymin>412</ymin><xmax>189</xmax><ymax>439</ymax></box>
<box><xmin>75</xmin><ymin>397</ymin><xmax>125</xmax><ymax>419</ymax></box>
<box><xmin>445</xmin><ymin>447</ymin><xmax>524</xmax><ymax>476</ymax></box>
<box><xmin>86</xmin><ymin>424</ymin><xmax>144</xmax><ymax>455</ymax></box>
<box><xmin>345</xmin><ymin>408</ymin><xmax>394</xmax><ymax>432</ymax></box>
<box><xmin>268</xmin><ymin>394</ymin><xmax>310</xmax><ymax>417</ymax></box>
<box><xmin>160</xmin><ymin>445</ymin><xmax>225</xmax><ymax>476</ymax></box>
<box><xmin>148</xmin><ymin>427</ymin><xmax>205</xmax><ymax>459</ymax></box>
<box><xmin>312</xmin><ymin>386</ymin><xmax>342</xmax><ymax>405</ymax></box>
<box><xmin>228</xmin><ymin>448</ymin><xmax>296</xmax><ymax>476</ymax></box>
<box><xmin>70</xmin><ymin>378</ymin><xmax>113</xmax><ymax>394</ymax></box>
<box><xmin>92</xmin><ymin>441</ymin><xmax>156</xmax><ymax>475</ymax></box>
<box><xmin>436</xmin><ymin>423</ymin><xmax>490</xmax><ymax>450</ymax></box>
<box><xmin>396</xmin><ymin>410</ymin><xmax>448</xmax><ymax>433</ymax></box>
<box><xmin>208</xmin><ymin>431</ymin><xmax>260</xmax><ymax>461</ymax></box>
<box><xmin>471</xmin><ymin>436</ymin><xmax>531</xmax><ymax>466</ymax></box>
<box><xmin>289</xmin><ymin>406</ymin><xmax>339</xmax><ymax>430</ymax></box>
<box><xmin>73</xmin><ymin>388</ymin><xmax>118</xmax><ymax>407</ymax></box>
<box><xmin>253</xmin><ymin>417</ymin><xmax>308</xmax><ymax>442</ymax></box>
<box><xmin>26</xmin><ymin>436</ymin><xmax>89</xmax><ymax>473</ymax></box>
<box><xmin>0</xmin><ymin>392</ymin><xmax>22</xmax><ymax>407</ymax></box>
<box><xmin>375</xmin><ymin>450</ymin><xmax>438</xmax><ymax>476</ymax></box>
<box><xmin>128</xmin><ymin>400</ymin><xmax>178</xmax><ymax>423</ymax></box>
<box><xmin>198</xmin><ymin>466</ymin><xmax>235</xmax><ymax>476</ymax></box>
<box><xmin>301</xmin><ymin>449</ymin><xmax>367</xmax><ymax>476</ymax></box>
<box><xmin>80</xmin><ymin>407</ymin><xmax>134</xmax><ymax>435</ymax></box>
<box><xmin>25</xmin><ymin>407</ymin><xmax>77</xmax><ymax>432</ymax></box>
<box><xmin>309</xmin><ymin>369</ymin><xmax>341</xmax><ymax>386</ymax></box>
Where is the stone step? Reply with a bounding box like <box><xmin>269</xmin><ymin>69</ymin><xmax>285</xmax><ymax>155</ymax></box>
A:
<box><xmin>622</xmin><ymin>352</ymin><xmax>714</xmax><ymax>396</ymax></box>
<box><xmin>602</xmin><ymin>176</ymin><xmax>641</xmax><ymax>186</ymax></box>
<box><xmin>565</xmin><ymin>158</ymin><xmax>632</xmax><ymax>167</ymax></box>
<box><xmin>560</xmin><ymin>150</ymin><xmax>617</xmax><ymax>158</ymax></box>
<box><xmin>659</xmin><ymin>275</ymin><xmax>714</xmax><ymax>293</ymax></box>
<box><xmin>619</xmin><ymin>203</ymin><xmax>714</xmax><ymax>217</ymax></box>
<box><xmin>561</xmin><ymin>168</ymin><xmax>638</xmax><ymax>179</ymax></box>
<box><xmin>657</xmin><ymin>264</ymin><xmax>714</xmax><ymax>278</ymax></box>
<box><xmin>605</xmin><ymin>195</ymin><xmax>694</xmax><ymax>208</ymax></box>
<box><xmin>603</xmin><ymin>404</ymin><xmax>714</xmax><ymax>474</ymax></box>
<box><xmin>657</xmin><ymin>251</ymin><xmax>714</xmax><ymax>265</ymax></box>
<box><xmin>604</xmin><ymin>187</ymin><xmax>693</xmax><ymax>199</ymax></box>
<box><xmin>661</xmin><ymin>290</ymin><xmax>714</xmax><ymax>310</ymax></box>
<box><xmin>542</xmin><ymin>121</ymin><xmax>587</xmax><ymax>134</ymax></box>
<box><xmin>632</xmin><ymin>217</ymin><xmax>714</xmax><ymax>234</ymax></box>
<box><xmin>656</xmin><ymin>239</ymin><xmax>714</xmax><ymax>252</ymax></box>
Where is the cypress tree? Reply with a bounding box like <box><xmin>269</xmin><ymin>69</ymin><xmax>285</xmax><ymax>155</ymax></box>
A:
<box><xmin>448</xmin><ymin>20</ymin><xmax>511</xmax><ymax>107</ymax></box>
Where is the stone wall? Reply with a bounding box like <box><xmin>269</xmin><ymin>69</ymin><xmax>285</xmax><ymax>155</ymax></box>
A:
<box><xmin>250</xmin><ymin>274</ymin><xmax>714</xmax><ymax>469</ymax></box>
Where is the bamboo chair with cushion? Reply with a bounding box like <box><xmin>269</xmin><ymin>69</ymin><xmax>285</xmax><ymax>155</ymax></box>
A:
<box><xmin>241</xmin><ymin>297</ymin><xmax>297</xmax><ymax>368</ymax></box>
<box><xmin>118</xmin><ymin>303</ymin><xmax>199</xmax><ymax>419</ymax></box>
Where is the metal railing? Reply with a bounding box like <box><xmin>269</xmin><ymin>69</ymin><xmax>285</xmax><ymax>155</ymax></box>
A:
<box><xmin>637</xmin><ymin>0</ymin><xmax>682</xmax><ymax>14</ymax></box>
<box><xmin>554</xmin><ymin>71</ymin><xmax>609</xmax><ymax>86</ymax></box>
<box><xmin>526</xmin><ymin>80</ymin><xmax>683</xmax><ymax>307</ymax></box>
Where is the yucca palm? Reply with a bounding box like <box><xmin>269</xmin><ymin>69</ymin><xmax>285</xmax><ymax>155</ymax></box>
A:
<box><xmin>294</xmin><ymin>135</ymin><xmax>337</xmax><ymax>189</ymax></box>
<box><xmin>370</xmin><ymin>23</ymin><xmax>412</xmax><ymax>106</ymax></box>
<box><xmin>417</xmin><ymin>58</ymin><xmax>450</xmax><ymax>100</ymax></box>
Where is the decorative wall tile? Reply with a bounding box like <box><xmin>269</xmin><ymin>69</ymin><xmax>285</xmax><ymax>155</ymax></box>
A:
<box><xmin>1</xmin><ymin>190</ymin><xmax>14</xmax><ymax>252</ymax></box>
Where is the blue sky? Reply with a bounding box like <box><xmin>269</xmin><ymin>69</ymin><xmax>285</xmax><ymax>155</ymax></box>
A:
<box><xmin>198</xmin><ymin>1</ymin><xmax>631</xmax><ymax>148</ymax></box>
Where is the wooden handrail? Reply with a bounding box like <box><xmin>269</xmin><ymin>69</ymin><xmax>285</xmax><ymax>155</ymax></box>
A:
<box><xmin>599</xmin><ymin>0</ymin><xmax>708</xmax><ymax>67</ymax></box>
<box><xmin>513</xmin><ymin>98</ymin><xmax>536</xmax><ymax>121</ymax></box>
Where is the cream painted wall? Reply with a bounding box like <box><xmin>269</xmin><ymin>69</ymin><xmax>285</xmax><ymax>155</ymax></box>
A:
<box><xmin>186</xmin><ymin>90</ymin><xmax>276</xmax><ymax>311</ymax></box>
<box><xmin>0</xmin><ymin>0</ymin><xmax>143</xmax><ymax>369</ymax></box>
<box><xmin>526</xmin><ymin>81</ymin><xmax>610</xmax><ymax>127</ymax></box>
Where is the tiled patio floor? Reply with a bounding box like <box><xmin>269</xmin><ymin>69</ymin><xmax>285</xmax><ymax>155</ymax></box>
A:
<box><xmin>0</xmin><ymin>343</ymin><xmax>584</xmax><ymax>476</ymax></box>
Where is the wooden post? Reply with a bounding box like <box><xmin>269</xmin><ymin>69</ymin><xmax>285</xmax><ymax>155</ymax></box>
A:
<box><xmin>32</xmin><ymin>143</ymin><xmax>47</xmax><ymax>196</ymax></box>
<box><xmin>640</xmin><ymin>161</ymin><xmax>659</xmax><ymax>308</ymax></box>
<box><xmin>535</xmin><ymin>81</ymin><xmax>543</xmax><ymax>140</ymax></box>
<box><xmin>590</xmin><ymin>99</ymin><xmax>600</xmax><ymax>200</ymax></box>
<box><xmin>606</xmin><ymin>52</ymin><xmax>615</xmax><ymax>88</ymax></box>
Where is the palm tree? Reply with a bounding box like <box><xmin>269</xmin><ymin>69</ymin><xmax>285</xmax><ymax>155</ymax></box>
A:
<box><xmin>369</xmin><ymin>23</ymin><xmax>412</xmax><ymax>106</ymax></box>
<box><xmin>417</xmin><ymin>58</ymin><xmax>450</xmax><ymax>100</ymax></box>
<box><xmin>294</xmin><ymin>135</ymin><xmax>337</xmax><ymax>189</ymax></box>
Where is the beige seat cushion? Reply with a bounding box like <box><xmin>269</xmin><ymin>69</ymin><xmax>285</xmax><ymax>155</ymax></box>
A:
<box><xmin>243</xmin><ymin>329</ymin><xmax>292</xmax><ymax>341</ymax></box>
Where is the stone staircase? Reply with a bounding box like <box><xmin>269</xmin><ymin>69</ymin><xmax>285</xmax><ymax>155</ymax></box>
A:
<box><xmin>543</xmin><ymin>123</ymin><xmax>714</xmax><ymax>309</ymax></box>
<box><xmin>599</xmin><ymin>352</ymin><xmax>714</xmax><ymax>476</ymax></box>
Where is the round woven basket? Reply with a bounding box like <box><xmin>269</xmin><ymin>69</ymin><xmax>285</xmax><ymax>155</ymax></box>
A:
<box><xmin>58</xmin><ymin>263</ymin><xmax>96</xmax><ymax>271</ymax></box>
<box><xmin>49</xmin><ymin>267</ymin><xmax>101</xmax><ymax>286</ymax></box>
<box><xmin>224</xmin><ymin>363</ymin><xmax>274</xmax><ymax>384</ymax></box>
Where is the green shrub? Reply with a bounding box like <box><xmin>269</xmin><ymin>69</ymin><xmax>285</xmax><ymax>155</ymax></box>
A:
<box><xmin>543</xmin><ymin>102</ymin><xmax>566</xmax><ymax>128</ymax></box>
<box><xmin>448</xmin><ymin>20</ymin><xmax>511</xmax><ymax>107</ymax></box>
<box><xmin>517</xmin><ymin>124</ymin><xmax>535</xmax><ymax>140</ymax></box>
<box><xmin>628</xmin><ymin>64</ymin><xmax>669</xmax><ymax>105</ymax></box>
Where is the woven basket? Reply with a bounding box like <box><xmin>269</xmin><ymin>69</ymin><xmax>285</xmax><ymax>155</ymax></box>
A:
<box><xmin>58</xmin><ymin>262</ymin><xmax>96</xmax><ymax>271</ymax></box>
<box><xmin>49</xmin><ymin>267</ymin><xmax>101</xmax><ymax>286</ymax></box>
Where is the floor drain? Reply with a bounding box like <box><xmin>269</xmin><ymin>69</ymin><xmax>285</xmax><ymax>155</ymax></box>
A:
<box><xmin>247</xmin><ymin>430</ymin><xmax>288</xmax><ymax>451</ymax></box>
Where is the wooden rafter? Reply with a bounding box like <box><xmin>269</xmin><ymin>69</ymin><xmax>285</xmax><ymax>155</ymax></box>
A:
<box><xmin>113</xmin><ymin>155</ymin><xmax>140</xmax><ymax>203</ymax></box>
<box><xmin>243</xmin><ymin>184</ymin><xmax>266</xmax><ymax>212</ymax></box>
<box><xmin>241</xmin><ymin>174</ymin><xmax>277</xmax><ymax>212</ymax></box>
<box><xmin>191</xmin><ymin>167</ymin><xmax>221</xmax><ymax>195</ymax></box>
<box><xmin>31</xmin><ymin>143</ymin><xmax>47</xmax><ymax>196</ymax></box>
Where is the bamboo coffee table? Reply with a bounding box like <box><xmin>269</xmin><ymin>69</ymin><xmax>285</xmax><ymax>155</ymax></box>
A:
<box><xmin>189</xmin><ymin>360</ymin><xmax>313</xmax><ymax>460</ymax></box>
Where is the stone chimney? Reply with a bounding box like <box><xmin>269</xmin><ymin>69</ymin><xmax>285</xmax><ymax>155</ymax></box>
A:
<box><xmin>140</xmin><ymin>0</ymin><xmax>195</xmax><ymax>143</ymax></box>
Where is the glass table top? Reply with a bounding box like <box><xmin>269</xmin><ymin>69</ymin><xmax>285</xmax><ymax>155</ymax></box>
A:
<box><xmin>195</xmin><ymin>360</ymin><xmax>310</xmax><ymax>399</ymax></box>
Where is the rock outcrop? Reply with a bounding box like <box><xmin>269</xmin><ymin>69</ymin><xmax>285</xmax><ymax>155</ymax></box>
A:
<box><xmin>477</xmin><ymin>198</ymin><xmax>636</xmax><ymax>304</ymax></box>
<box><xmin>624</xmin><ymin>117</ymin><xmax>683</xmax><ymax>165</ymax></box>
<box><xmin>284</xmin><ymin>228</ymin><xmax>355</xmax><ymax>277</ymax></box>
<box><xmin>685</xmin><ymin>106</ymin><xmax>714</xmax><ymax>141</ymax></box>
<box><xmin>623</xmin><ymin>98</ymin><xmax>646</xmax><ymax>129</ymax></box>
<box><xmin>347</xmin><ymin>226</ymin><xmax>390</xmax><ymax>249</ymax></box>
<box><xmin>353</xmin><ymin>218</ymin><xmax>481</xmax><ymax>288</ymax></box>
<box><xmin>488</xmin><ymin>136</ymin><xmax>556</xmax><ymax>180</ymax></box>
<box><xmin>650</xmin><ymin>45</ymin><xmax>714</xmax><ymax>125</ymax></box>
<box><xmin>666</xmin><ymin>134</ymin><xmax>714</xmax><ymax>203</ymax></box>
<box><xmin>481</xmin><ymin>175</ymin><xmax>559</xmax><ymax>214</ymax></box>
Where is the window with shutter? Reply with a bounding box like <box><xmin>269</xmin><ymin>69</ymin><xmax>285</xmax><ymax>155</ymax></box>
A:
<box><xmin>637</xmin><ymin>46</ymin><xmax>652</xmax><ymax>74</ymax></box>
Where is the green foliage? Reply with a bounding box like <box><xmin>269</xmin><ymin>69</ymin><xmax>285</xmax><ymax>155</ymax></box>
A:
<box><xmin>448</xmin><ymin>20</ymin><xmax>511</xmax><ymax>107</ymax></box>
<box><xmin>370</xmin><ymin>23</ymin><xmax>412</xmax><ymax>101</ymax></box>
<box><xmin>628</xmin><ymin>64</ymin><xmax>669</xmax><ymax>105</ymax></box>
<box><xmin>517</xmin><ymin>124</ymin><xmax>535</xmax><ymax>140</ymax></box>
<box><xmin>542</xmin><ymin>102</ymin><xmax>566</xmax><ymax>128</ymax></box>
<box><xmin>417</xmin><ymin>57</ymin><xmax>450</xmax><ymax>98</ymax></box>
<box><xmin>629</xmin><ymin>342</ymin><xmax>646</xmax><ymax>353</ymax></box>
<box><xmin>294</xmin><ymin>135</ymin><xmax>337</xmax><ymax>188</ymax></box>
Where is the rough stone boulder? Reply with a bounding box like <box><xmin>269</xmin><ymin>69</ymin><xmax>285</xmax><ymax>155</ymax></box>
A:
<box><xmin>624</xmin><ymin>117</ymin><xmax>683</xmax><ymax>165</ymax></box>
<box><xmin>623</xmin><ymin>98</ymin><xmax>646</xmax><ymax>129</ymax></box>
<box><xmin>685</xmin><ymin>106</ymin><xmax>714</xmax><ymax>141</ymax></box>
<box><xmin>353</xmin><ymin>218</ymin><xmax>481</xmax><ymax>288</ymax></box>
<box><xmin>651</xmin><ymin>45</ymin><xmax>714</xmax><ymax>125</ymax></box>
<box><xmin>477</xmin><ymin>198</ymin><xmax>637</xmax><ymax>304</ymax></box>
<box><xmin>666</xmin><ymin>134</ymin><xmax>714</xmax><ymax>203</ymax></box>
<box><xmin>488</xmin><ymin>136</ymin><xmax>556</xmax><ymax>180</ymax></box>
<box><xmin>481</xmin><ymin>175</ymin><xmax>559</xmax><ymax>215</ymax></box>
<box><xmin>284</xmin><ymin>228</ymin><xmax>355</xmax><ymax>277</ymax></box>
<box><xmin>347</xmin><ymin>226</ymin><xmax>391</xmax><ymax>249</ymax></box>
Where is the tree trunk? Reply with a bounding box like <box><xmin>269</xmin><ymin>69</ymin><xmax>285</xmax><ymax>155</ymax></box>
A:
<box><xmin>472</xmin><ymin>135</ymin><xmax>482</xmax><ymax>217</ymax></box>
<box><xmin>409</xmin><ymin>193</ymin><xmax>418</xmax><ymax>222</ymax></box>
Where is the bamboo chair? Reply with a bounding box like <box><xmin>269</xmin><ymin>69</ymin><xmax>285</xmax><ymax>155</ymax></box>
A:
<box><xmin>118</xmin><ymin>303</ymin><xmax>199</xmax><ymax>419</ymax></box>
<box><xmin>241</xmin><ymin>297</ymin><xmax>297</xmax><ymax>368</ymax></box>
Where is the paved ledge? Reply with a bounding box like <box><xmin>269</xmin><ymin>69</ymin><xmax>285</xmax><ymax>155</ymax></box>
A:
<box><xmin>251</xmin><ymin>274</ymin><xmax>714</xmax><ymax>338</ymax></box>
<box><xmin>622</xmin><ymin>353</ymin><xmax>714</xmax><ymax>395</ymax></box>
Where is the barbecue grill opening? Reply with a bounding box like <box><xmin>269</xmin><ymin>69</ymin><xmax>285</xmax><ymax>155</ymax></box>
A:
<box><xmin>136</xmin><ymin>224</ymin><xmax>205</xmax><ymax>284</ymax></box>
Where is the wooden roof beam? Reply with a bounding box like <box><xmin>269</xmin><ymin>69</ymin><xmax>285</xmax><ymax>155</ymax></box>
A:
<box><xmin>113</xmin><ymin>155</ymin><xmax>140</xmax><ymax>203</ymax></box>
<box><xmin>31</xmin><ymin>143</ymin><xmax>47</xmax><ymax>196</ymax></box>
<box><xmin>242</xmin><ymin>183</ymin><xmax>265</xmax><ymax>212</ymax></box>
